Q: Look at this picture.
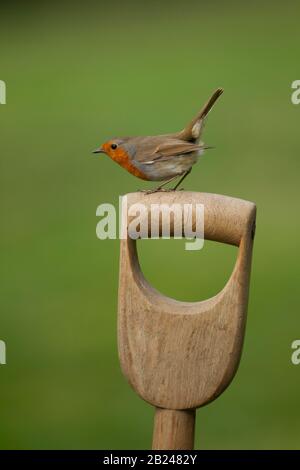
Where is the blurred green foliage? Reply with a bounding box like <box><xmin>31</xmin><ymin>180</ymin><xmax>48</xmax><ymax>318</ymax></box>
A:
<box><xmin>0</xmin><ymin>0</ymin><xmax>299</xmax><ymax>449</ymax></box>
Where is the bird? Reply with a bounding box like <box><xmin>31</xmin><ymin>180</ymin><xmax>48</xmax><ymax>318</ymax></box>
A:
<box><xmin>93</xmin><ymin>88</ymin><xmax>223</xmax><ymax>193</ymax></box>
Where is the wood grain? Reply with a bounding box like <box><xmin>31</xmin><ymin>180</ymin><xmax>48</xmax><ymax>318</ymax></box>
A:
<box><xmin>117</xmin><ymin>191</ymin><xmax>256</xmax><ymax>448</ymax></box>
<box><xmin>152</xmin><ymin>408</ymin><xmax>195</xmax><ymax>450</ymax></box>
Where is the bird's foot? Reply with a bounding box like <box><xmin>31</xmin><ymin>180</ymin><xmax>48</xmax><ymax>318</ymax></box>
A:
<box><xmin>140</xmin><ymin>188</ymin><xmax>176</xmax><ymax>195</ymax></box>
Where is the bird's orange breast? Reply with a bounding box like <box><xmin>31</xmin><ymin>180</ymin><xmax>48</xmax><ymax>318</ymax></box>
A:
<box><xmin>109</xmin><ymin>148</ymin><xmax>149</xmax><ymax>180</ymax></box>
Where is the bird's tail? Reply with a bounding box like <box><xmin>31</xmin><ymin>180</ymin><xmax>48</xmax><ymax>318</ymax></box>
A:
<box><xmin>178</xmin><ymin>88</ymin><xmax>223</xmax><ymax>142</ymax></box>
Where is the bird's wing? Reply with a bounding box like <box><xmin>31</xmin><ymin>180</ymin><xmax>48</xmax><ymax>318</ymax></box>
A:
<box><xmin>143</xmin><ymin>139</ymin><xmax>202</xmax><ymax>164</ymax></box>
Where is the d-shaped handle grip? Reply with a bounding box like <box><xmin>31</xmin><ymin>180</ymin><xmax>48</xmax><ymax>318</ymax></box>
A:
<box><xmin>118</xmin><ymin>191</ymin><xmax>256</xmax><ymax>414</ymax></box>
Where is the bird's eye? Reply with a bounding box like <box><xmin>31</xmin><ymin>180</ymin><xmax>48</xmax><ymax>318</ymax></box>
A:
<box><xmin>111</xmin><ymin>143</ymin><xmax>118</xmax><ymax>150</ymax></box>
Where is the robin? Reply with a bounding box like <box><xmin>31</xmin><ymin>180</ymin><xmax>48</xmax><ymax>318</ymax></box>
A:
<box><xmin>93</xmin><ymin>88</ymin><xmax>223</xmax><ymax>193</ymax></box>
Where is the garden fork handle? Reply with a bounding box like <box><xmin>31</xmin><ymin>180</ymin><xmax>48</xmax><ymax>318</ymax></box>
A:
<box><xmin>118</xmin><ymin>191</ymin><xmax>256</xmax><ymax>450</ymax></box>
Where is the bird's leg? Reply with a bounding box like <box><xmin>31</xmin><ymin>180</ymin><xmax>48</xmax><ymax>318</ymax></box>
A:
<box><xmin>140</xmin><ymin>175</ymin><xmax>181</xmax><ymax>194</ymax></box>
<box><xmin>172</xmin><ymin>169</ymin><xmax>192</xmax><ymax>190</ymax></box>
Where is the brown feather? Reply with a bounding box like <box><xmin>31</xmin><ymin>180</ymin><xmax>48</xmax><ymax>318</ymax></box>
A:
<box><xmin>150</xmin><ymin>139</ymin><xmax>202</xmax><ymax>161</ymax></box>
<box><xmin>178</xmin><ymin>88</ymin><xmax>223</xmax><ymax>142</ymax></box>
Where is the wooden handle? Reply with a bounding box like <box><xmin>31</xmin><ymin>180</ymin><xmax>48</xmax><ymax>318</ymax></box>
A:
<box><xmin>123</xmin><ymin>191</ymin><xmax>256</xmax><ymax>246</ymax></box>
<box><xmin>152</xmin><ymin>408</ymin><xmax>195</xmax><ymax>450</ymax></box>
<box><xmin>118</xmin><ymin>192</ymin><xmax>256</xmax><ymax>410</ymax></box>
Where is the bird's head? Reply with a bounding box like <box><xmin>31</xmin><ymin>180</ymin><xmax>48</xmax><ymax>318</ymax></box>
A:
<box><xmin>93</xmin><ymin>138</ymin><xmax>132</xmax><ymax>162</ymax></box>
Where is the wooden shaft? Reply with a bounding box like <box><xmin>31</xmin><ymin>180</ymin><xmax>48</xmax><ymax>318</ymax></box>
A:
<box><xmin>152</xmin><ymin>408</ymin><xmax>196</xmax><ymax>450</ymax></box>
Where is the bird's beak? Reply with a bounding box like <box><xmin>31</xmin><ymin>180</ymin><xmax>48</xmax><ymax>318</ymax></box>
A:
<box><xmin>93</xmin><ymin>147</ymin><xmax>105</xmax><ymax>154</ymax></box>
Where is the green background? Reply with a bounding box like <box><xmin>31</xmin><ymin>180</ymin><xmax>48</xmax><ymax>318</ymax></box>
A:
<box><xmin>1</xmin><ymin>0</ymin><xmax>299</xmax><ymax>449</ymax></box>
